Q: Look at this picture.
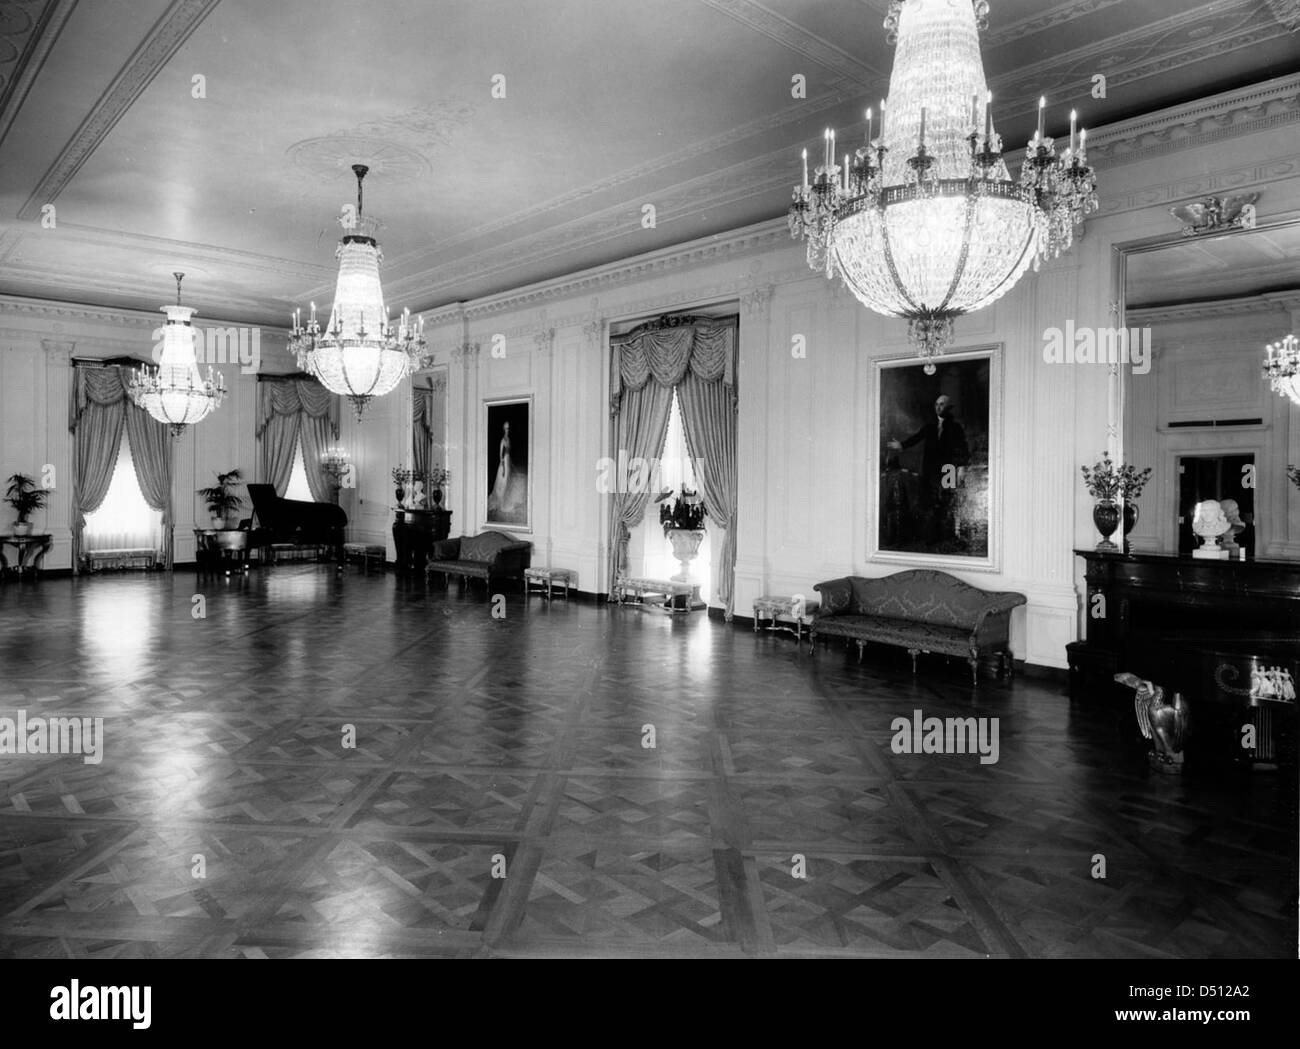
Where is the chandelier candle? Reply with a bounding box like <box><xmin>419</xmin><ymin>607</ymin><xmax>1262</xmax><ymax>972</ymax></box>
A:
<box><xmin>787</xmin><ymin>0</ymin><xmax>1099</xmax><ymax>370</ymax></box>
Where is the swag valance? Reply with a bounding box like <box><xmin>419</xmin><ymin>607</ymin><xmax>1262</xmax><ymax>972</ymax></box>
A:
<box><xmin>69</xmin><ymin>363</ymin><xmax>134</xmax><ymax>431</ymax></box>
<box><xmin>609</xmin><ymin>317</ymin><xmax>738</xmax><ymax>415</ymax></box>
<box><xmin>255</xmin><ymin>377</ymin><xmax>339</xmax><ymax>440</ymax></box>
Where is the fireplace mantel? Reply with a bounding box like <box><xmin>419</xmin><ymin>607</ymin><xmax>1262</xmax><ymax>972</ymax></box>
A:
<box><xmin>1069</xmin><ymin>549</ymin><xmax>1300</xmax><ymax>683</ymax></box>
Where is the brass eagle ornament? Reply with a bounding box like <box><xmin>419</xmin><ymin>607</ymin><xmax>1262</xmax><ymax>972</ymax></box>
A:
<box><xmin>1115</xmin><ymin>672</ymin><xmax>1190</xmax><ymax>774</ymax></box>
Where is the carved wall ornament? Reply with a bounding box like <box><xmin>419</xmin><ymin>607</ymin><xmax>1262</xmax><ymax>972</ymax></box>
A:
<box><xmin>1170</xmin><ymin>193</ymin><xmax>1259</xmax><ymax>236</ymax></box>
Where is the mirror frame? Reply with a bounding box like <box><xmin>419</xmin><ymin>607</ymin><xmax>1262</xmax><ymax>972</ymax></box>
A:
<box><xmin>1111</xmin><ymin>210</ymin><xmax>1300</xmax><ymax>552</ymax></box>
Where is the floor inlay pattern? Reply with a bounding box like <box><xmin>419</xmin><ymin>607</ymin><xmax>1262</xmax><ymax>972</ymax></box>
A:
<box><xmin>0</xmin><ymin>567</ymin><xmax>1294</xmax><ymax>958</ymax></box>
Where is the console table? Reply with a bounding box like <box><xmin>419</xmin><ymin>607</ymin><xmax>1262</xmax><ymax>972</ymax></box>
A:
<box><xmin>392</xmin><ymin>507</ymin><xmax>452</xmax><ymax>575</ymax></box>
<box><xmin>1</xmin><ymin>533</ymin><xmax>52</xmax><ymax>579</ymax></box>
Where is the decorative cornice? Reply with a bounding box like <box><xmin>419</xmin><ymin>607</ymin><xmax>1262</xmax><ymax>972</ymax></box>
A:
<box><xmin>1128</xmin><ymin>292</ymin><xmax>1297</xmax><ymax>324</ymax></box>
<box><xmin>421</xmin><ymin>219</ymin><xmax>790</xmax><ymax>323</ymax></box>
<box><xmin>1084</xmin><ymin>73</ymin><xmax>1300</xmax><ymax>166</ymax></box>
<box><xmin>18</xmin><ymin>0</ymin><xmax>222</xmax><ymax>220</ymax></box>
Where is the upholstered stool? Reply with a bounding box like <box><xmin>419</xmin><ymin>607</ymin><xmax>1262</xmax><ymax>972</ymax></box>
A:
<box><xmin>524</xmin><ymin>566</ymin><xmax>576</xmax><ymax>600</ymax></box>
<box><xmin>343</xmin><ymin>542</ymin><xmax>385</xmax><ymax>572</ymax></box>
<box><xmin>752</xmin><ymin>594</ymin><xmax>820</xmax><ymax>643</ymax></box>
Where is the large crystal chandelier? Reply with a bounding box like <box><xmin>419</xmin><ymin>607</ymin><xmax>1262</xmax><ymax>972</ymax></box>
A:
<box><xmin>788</xmin><ymin>0</ymin><xmax>1099</xmax><ymax>371</ymax></box>
<box><xmin>289</xmin><ymin>164</ymin><xmax>428</xmax><ymax>417</ymax></box>
<box><xmin>128</xmin><ymin>272</ymin><xmax>225</xmax><ymax>436</ymax></box>
<box><xmin>1263</xmin><ymin>334</ymin><xmax>1300</xmax><ymax>406</ymax></box>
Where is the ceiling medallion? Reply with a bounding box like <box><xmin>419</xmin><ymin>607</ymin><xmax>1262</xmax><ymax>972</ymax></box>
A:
<box><xmin>289</xmin><ymin>165</ymin><xmax>429</xmax><ymax>418</ymax></box>
<box><xmin>788</xmin><ymin>0</ymin><xmax>1099</xmax><ymax>372</ymax></box>
<box><xmin>128</xmin><ymin>272</ymin><xmax>225</xmax><ymax>436</ymax></box>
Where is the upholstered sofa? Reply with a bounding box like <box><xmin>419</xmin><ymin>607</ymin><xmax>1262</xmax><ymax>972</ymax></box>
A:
<box><xmin>426</xmin><ymin>531</ymin><xmax>532</xmax><ymax>590</ymax></box>
<box><xmin>810</xmin><ymin>570</ymin><xmax>1026</xmax><ymax>684</ymax></box>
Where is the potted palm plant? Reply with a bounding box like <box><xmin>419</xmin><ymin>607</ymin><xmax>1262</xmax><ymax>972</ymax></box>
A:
<box><xmin>5</xmin><ymin>473</ymin><xmax>47</xmax><ymax>537</ymax></box>
<box><xmin>197</xmin><ymin>469</ymin><xmax>244</xmax><ymax>529</ymax></box>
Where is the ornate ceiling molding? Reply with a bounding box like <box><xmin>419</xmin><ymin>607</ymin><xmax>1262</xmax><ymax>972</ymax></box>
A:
<box><xmin>17</xmin><ymin>0</ymin><xmax>222</xmax><ymax>220</ymax></box>
<box><xmin>0</xmin><ymin>0</ymin><xmax>78</xmax><ymax>152</ymax></box>
<box><xmin>989</xmin><ymin>0</ymin><xmax>1283</xmax><ymax>118</ymax></box>
<box><xmin>980</xmin><ymin>0</ymin><xmax>1130</xmax><ymax>48</ymax></box>
<box><xmin>286</xmin><ymin>98</ymin><xmax>478</xmax><ymax>185</ymax></box>
<box><xmin>1084</xmin><ymin>75</ymin><xmax>1300</xmax><ymax>166</ymax></box>
<box><xmin>696</xmin><ymin>0</ymin><xmax>882</xmax><ymax>87</ymax></box>
<box><xmin>1128</xmin><ymin>292</ymin><xmax>1297</xmax><ymax>324</ymax></box>
<box><xmin>1264</xmin><ymin>0</ymin><xmax>1300</xmax><ymax>31</ymax></box>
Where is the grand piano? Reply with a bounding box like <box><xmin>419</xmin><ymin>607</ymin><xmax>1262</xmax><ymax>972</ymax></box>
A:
<box><xmin>246</xmin><ymin>483</ymin><xmax>347</xmax><ymax>565</ymax></box>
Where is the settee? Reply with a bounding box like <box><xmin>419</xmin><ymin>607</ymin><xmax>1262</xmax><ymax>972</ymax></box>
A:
<box><xmin>426</xmin><ymin>530</ymin><xmax>532</xmax><ymax>591</ymax></box>
<box><xmin>810</xmin><ymin>570</ymin><xmax>1026</xmax><ymax>684</ymax></box>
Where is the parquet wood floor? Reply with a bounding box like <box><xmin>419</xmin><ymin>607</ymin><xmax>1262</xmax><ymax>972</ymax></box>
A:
<box><xmin>0</xmin><ymin>567</ymin><xmax>1294</xmax><ymax>958</ymax></box>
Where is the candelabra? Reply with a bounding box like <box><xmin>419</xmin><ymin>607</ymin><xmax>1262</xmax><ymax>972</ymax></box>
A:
<box><xmin>1263</xmin><ymin>334</ymin><xmax>1300</xmax><ymax>406</ymax></box>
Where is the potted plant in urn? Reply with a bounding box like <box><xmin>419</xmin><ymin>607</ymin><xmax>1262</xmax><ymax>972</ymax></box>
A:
<box><xmin>5</xmin><ymin>473</ymin><xmax>47</xmax><ymax>537</ymax></box>
<box><xmin>197</xmin><ymin>469</ymin><xmax>244</xmax><ymax>529</ymax></box>
<box><xmin>1081</xmin><ymin>454</ymin><xmax>1151</xmax><ymax>552</ymax></box>
<box><xmin>658</xmin><ymin>486</ymin><xmax>708</xmax><ymax>582</ymax></box>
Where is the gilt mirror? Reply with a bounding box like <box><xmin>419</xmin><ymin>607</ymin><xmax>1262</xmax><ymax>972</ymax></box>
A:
<box><xmin>1115</xmin><ymin>213</ymin><xmax>1300</xmax><ymax>560</ymax></box>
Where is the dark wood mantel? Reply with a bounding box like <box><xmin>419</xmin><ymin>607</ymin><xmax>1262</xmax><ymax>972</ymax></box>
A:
<box><xmin>1070</xmin><ymin>548</ymin><xmax>1300</xmax><ymax>686</ymax></box>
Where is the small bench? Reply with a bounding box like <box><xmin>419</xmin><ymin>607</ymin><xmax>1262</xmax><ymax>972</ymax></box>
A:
<box><xmin>753</xmin><ymin>594</ymin><xmax>820</xmax><ymax>643</ymax></box>
<box><xmin>524</xmin><ymin>567</ymin><xmax>576</xmax><ymax>600</ymax></box>
<box><xmin>343</xmin><ymin>542</ymin><xmax>385</xmax><ymax>572</ymax></box>
<box><xmin>83</xmin><ymin>548</ymin><xmax>156</xmax><ymax>573</ymax></box>
<box><xmin>615</xmin><ymin>575</ymin><xmax>699</xmax><ymax>613</ymax></box>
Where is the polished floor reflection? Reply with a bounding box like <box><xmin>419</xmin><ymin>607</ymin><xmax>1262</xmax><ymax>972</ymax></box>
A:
<box><xmin>0</xmin><ymin>567</ymin><xmax>1294</xmax><ymax>958</ymax></box>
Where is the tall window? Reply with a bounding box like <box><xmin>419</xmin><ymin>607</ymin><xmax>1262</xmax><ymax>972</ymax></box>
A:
<box><xmin>628</xmin><ymin>390</ymin><xmax>713</xmax><ymax>604</ymax></box>
<box><xmin>83</xmin><ymin>436</ymin><xmax>162</xmax><ymax>552</ymax></box>
<box><xmin>283</xmin><ymin>436</ymin><xmax>314</xmax><ymax>502</ymax></box>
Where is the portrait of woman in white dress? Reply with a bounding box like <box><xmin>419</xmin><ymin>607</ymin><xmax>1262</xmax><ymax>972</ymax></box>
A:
<box><xmin>486</xmin><ymin>400</ymin><xmax>530</xmax><ymax>528</ymax></box>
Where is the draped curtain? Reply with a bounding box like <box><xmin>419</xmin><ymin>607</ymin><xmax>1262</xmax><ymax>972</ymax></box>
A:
<box><xmin>256</xmin><ymin>378</ymin><xmax>339</xmax><ymax>498</ymax></box>
<box><xmin>69</xmin><ymin>366</ymin><xmax>174</xmax><ymax>571</ymax></box>
<box><xmin>607</xmin><ymin>317</ymin><xmax>739</xmax><ymax>616</ymax></box>
<box><xmin>412</xmin><ymin>386</ymin><xmax>434</xmax><ymax>479</ymax></box>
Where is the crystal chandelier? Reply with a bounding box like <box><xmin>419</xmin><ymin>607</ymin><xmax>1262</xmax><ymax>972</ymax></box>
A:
<box><xmin>289</xmin><ymin>164</ymin><xmax>428</xmax><ymax>417</ymax></box>
<box><xmin>788</xmin><ymin>0</ymin><xmax>1099</xmax><ymax>372</ymax></box>
<box><xmin>1263</xmin><ymin>334</ymin><xmax>1300</xmax><ymax>406</ymax></box>
<box><xmin>128</xmin><ymin>272</ymin><xmax>226</xmax><ymax>436</ymax></box>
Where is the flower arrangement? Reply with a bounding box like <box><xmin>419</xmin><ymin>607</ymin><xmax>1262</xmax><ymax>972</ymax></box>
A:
<box><xmin>1081</xmin><ymin>453</ymin><xmax>1152</xmax><ymax>502</ymax></box>
<box><xmin>1288</xmin><ymin>465</ymin><xmax>1300</xmax><ymax>491</ymax></box>
<box><xmin>659</xmin><ymin>487</ymin><xmax>707</xmax><ymax>537</ymax></box>
<box><xmin>426</xmin><ymin>467</ymin><xmax>450</xmax><ymax>490</ymax></box>
<box><xmin>391</xmin><ymin>467</ymin><xmax>412</xmax><ymax>487</ymax></box>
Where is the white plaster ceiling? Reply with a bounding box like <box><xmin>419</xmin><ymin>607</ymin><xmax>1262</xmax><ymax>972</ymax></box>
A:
<box><xmin>0</xmin><ymin>0</ymin><xmax>1297</xmax><ymax>325</ymax></box>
